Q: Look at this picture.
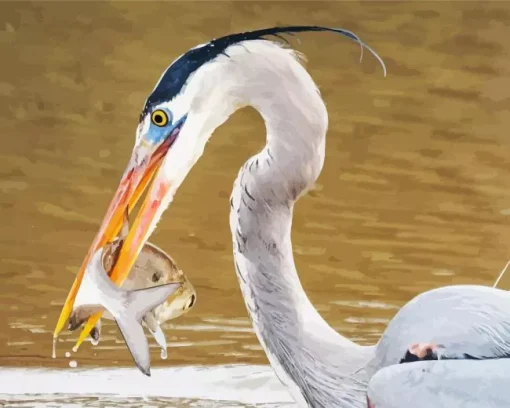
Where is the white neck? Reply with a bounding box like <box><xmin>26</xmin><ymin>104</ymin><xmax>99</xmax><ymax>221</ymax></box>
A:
<box><xmin>182</xmin><ymin>41</ymin><xmax>375</xmax><ymax>407</ymax></box>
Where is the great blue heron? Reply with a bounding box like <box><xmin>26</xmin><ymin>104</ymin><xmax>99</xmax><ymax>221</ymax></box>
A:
<box><xmin>55</xmin><ymin>26</ymin><xmax>510</xmax><ymax>407</ymax></box>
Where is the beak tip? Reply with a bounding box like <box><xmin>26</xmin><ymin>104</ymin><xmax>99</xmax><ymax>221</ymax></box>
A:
<box><xmin>57</xmin><ymin>140</ymin><xmax>168</xmax><ymax>357</ymax></box>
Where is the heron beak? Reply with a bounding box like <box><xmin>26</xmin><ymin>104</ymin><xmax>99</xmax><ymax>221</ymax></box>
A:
<box><xmin>53</xmin><ymin>121</ymin><xmax>184</xmax><ymax>344</ymax></box>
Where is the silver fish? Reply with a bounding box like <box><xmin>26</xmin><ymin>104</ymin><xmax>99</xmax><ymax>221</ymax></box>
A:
<box><xmin>71</xmin><ymin>245</ymin><xmax>180</xmax><ymax>375</ymax></box>
<box><xmin>68</xmin><ymin>210</ymin><xmax>196</xmax><ymax>374</ymax></box>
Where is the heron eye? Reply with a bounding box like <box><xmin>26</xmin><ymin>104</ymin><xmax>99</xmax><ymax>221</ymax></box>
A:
<box><xmin>151</xmin><ymin>110</ymin><xmax>168</xmax><ymax>127</ymax></box>
<box><xmin>151</xmin><ymin>272</ymin><xmax>161</xmax><ymax>283</ymax></box>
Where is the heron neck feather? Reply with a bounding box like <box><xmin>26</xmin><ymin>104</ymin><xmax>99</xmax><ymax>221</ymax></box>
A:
<box><xmin>209</xmin><ymin>41</ymin><xmax>376</xmax><ymax>407</ymax></box>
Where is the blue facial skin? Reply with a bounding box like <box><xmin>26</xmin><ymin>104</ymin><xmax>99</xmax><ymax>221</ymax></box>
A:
<box><xmin>145</xmin><ymin>107</ymin><xmax>174</xmax><ymax>145</ymax></box>
<box><xmin>144</xmin><ymin>109</ymin><xmax>188</xmax><ymax>148</ymax></box>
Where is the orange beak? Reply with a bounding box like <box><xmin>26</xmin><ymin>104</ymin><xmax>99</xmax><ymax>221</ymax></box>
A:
<box><xmin>54</xmin><ymin>125</ymin><xmax>182</xmax><ymax>349</ymax></box>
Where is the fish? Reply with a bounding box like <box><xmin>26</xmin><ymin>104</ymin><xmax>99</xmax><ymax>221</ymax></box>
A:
<box><xmin>67</xmin><ymin>210</ymin><xmax>196</xmax><ymax>375</ymax></box>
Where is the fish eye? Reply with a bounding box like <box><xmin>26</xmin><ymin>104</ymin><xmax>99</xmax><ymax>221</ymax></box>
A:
<box><xmin>151</xmin><ymin>109</ymin><xmax>168</xmax><ymax>127</ymax></box>
<box><xmin>187</xmin><ymin>294</ymin><xmax>196</xmax><ymax>309</ymax></box>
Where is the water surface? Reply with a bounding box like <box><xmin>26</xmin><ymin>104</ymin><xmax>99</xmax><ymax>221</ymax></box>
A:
<box><xmin>0</xmin><ymin>365</ymin><xmax>294</xmax><ymax>407</ymax></box>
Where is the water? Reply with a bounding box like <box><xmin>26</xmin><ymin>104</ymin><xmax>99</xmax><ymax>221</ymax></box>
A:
<box><xmin>0</xmin><ymin>365</ymin><xmax>295</xmax><ymax>407</ymax></box>
<box><xmin>1</xmin><ymin>1</ymin><xmax>510</xmax><ymax>406</ymax></box>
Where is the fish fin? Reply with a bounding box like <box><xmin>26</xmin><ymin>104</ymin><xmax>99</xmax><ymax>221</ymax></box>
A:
<box><xmin>68</xmin><ymin>306</ymin><xmax>103</xmax><ymax>332</ymax></box>
<box><xmin>115</xmin><ymin>315</ymin><xmax>151</xmax><ymax>376</ymax></box>
<box><xmin>68</xmin><ymin>314</ymin><xmax>85</xmax><ymax>332</ymax></box>
<box><xmin>143</xmin><ymin>312</ymin><xmax>167</xmax><ymax>351</ymax></box>
<box><xmin>150</xmin><ymin>322</ymin><xmax>167</xmax><ymax>352</ymax></box>
<box><xmin>90</xmin><ymin>319</ymin><xmax>101</xmax><ymax>345</ymax></box>
<box><xmin>112</xmin><ymin>283</ymin><xmax>181</xmax><ymax>376</ymax></box>
<box><xmin>127</xmin><ymin>283</ymin><xmax>182</xmax><ymax>322</ymax></box>
<box><xmin>143</xmin><ymin>311</ymin><xmax>158</xmax><ymax>332</ymax></box>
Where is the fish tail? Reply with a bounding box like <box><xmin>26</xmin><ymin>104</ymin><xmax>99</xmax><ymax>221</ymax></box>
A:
<box><xmin>113</xmin><ymin>283</ymin><xmax>182</xmax><ymax>376</ymax></box>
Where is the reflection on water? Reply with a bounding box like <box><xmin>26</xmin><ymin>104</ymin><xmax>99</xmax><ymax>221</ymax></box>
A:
<box><xmin>0</xmin><ymin>365</ymin><xmax>294</xmax><ymax>407</ymax></box>
<box><xmin>1</xmin><ymin>0</ymin><xmax>510</xmax><ymax>405</ymax></box>
<box><xmin>4</xmin><ymin>398</ymin><xmax>292</xmax><ymax>408</ymax></box>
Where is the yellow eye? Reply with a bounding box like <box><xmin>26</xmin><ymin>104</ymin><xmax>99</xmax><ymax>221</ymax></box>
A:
<box><xmin>151</xmin><ymin>110</ymin><xmax>168</xmax><ymax>127</ymax></box>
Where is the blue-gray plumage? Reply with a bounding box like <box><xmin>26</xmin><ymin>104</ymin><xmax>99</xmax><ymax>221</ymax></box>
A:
<box><xmin>70</xmin><ymin>25</ymin><xmax>510</xmax><ymax>408</ymax></box>
<box><xmin>375</xmin><ymin>285</ymin><xmax>510</xmax><ymax>366</ymax></box>
<box><xmin>368</xmin><ymin>358</ymin><xmax>510</xmax><ymax>407</ymax></box>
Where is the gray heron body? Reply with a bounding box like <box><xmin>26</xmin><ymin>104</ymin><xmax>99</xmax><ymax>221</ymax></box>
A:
<box><xmin>57</xmin><ymin>26</ymin><xmax>510</xmax><ymax>407</ymax></box>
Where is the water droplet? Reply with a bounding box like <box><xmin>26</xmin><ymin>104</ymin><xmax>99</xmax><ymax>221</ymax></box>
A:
<box><xmin>69</xmin><ymin>360</ymin><xmax>78</xmax><ymax>368</ymax></box>
<box><xmin>65</xmin><ymin>351</ymin><xmax>71</xmax><ymax>358</ymax></box>
<box><xmin>52</xmin><ymin>337</ymin><xmax>57</xmax><ymax>359</ymax></box>
<box><xmin>160</xmin><ymin>348</ymin><xmax>167</xmax><ymax>360</ymax></box>
<box><xmin>72</xmin><ymin>346</ymin><xmax>78</xmax><ymax>353</ymax></box>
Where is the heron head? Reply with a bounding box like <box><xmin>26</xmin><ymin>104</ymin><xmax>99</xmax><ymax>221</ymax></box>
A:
<box><xmin>55</xmin><ymin>25</ymin><xmax>385</xmax><ymax>341</ymax></box>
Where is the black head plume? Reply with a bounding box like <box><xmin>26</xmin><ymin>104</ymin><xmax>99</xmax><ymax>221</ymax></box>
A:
<box><xmin>141</xmin><ymin>25</ymin><xmax>386</xmax><ymax>120</ymax></box>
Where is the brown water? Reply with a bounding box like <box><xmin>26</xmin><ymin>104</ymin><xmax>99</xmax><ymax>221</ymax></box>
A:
<box><xmin>1</xmin><ymin>0</ymin><xmax>510</xmax><ymax>404</ymax></box>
